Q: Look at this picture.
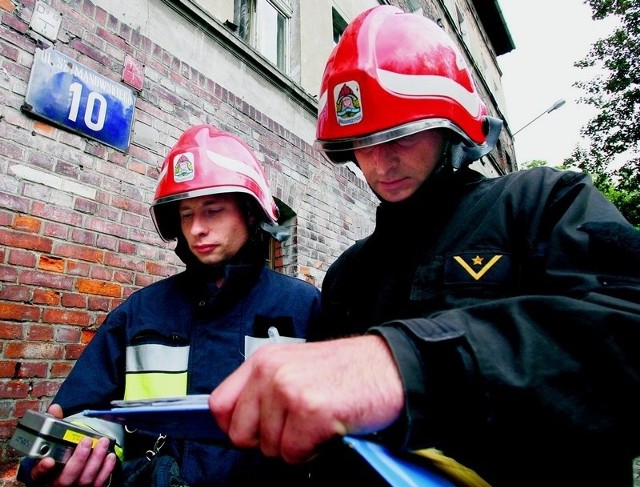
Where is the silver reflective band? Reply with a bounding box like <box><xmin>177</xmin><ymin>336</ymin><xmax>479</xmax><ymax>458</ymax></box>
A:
<box><xmin>153</xmin><ymin>186</ymin><xmax>259</xmax><ymax>208</ymax></box>
<box><xmin>314</xmin><ymin>118</ymin><xmax>473</xmax><ymax>154</ymax></box>
<box><xmin>125</xmin><ymin>344</ymin><xmax>190</xmax><ymax>373</ymax></box>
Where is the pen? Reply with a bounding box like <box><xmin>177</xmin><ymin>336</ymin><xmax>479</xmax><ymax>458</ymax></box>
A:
<box><xmin>268</xmin><ymin>326</ymin><xmax>281</xmax><ymax>343</ymax></box>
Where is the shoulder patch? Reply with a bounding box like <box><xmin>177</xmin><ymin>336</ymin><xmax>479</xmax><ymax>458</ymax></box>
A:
<box><xmin>445</xmin><ymin>253</ymin><xmax>509</xmax><ymax>283</ymax></box>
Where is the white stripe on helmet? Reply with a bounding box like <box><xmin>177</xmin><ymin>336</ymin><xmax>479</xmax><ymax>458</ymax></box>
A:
<box><xmin>318</xmin><ymin>90</ymin><xmax>328</xmax><ymax>115</ymax></box>
<box><xmin>205</xmin><ymin>149</ymin><xmax>274</xmax><ymax>201</ymax></box>
<box><xmin>377</xmin><ymin>68</ymin><xmax>482</xmax><ymax>118</ymax></box>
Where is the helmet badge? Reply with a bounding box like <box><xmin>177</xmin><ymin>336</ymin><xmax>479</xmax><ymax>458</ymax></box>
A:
<box><xmin>334</xmin><ymin>81</ymin><xmax>363</xmax><ymax>126</ymax></box>
<box><xmin>172</xmin><ymin>152</ymin><xmax>195</xmax><ymax>183</ymax></box>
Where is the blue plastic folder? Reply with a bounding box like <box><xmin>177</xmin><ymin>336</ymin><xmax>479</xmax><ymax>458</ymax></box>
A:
<box><xmin>343</xmin><ymin>436</ymin><xmax>456</xmax><ymax>487</ymax></box>
<box><xmin>84</xmin><ymin>395</ymin><xmax>456</xmax><ymax>486</ymax></box>
<box><xmin>83</xmin><ymin>395</ymin><xmax>225</xmax><ymax>441</ymax></box>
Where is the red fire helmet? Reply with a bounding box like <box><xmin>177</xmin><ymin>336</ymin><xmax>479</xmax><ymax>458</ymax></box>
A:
<box><xmin>150</xmin><ymin>125</ymin><xmax>279</xmax><ymax>241</ymax></box>
<box><xmin>314</xmin><ymin>5</ymin><xmax>501</xmax><ymax>165</ymax></box>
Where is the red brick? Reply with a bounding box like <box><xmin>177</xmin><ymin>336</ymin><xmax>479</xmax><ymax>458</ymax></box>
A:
<box><xmin>27</xmin><ymin>324</ymin><xmax>55</xmax><ymax>341</ymax></box>
<box><xmin>31</xmin><ymin>380</ymin><xmax>63</xmax><ymax>397</ymax></box>
<box><xmin>0</xmin><ymin>361</ymin><xmax>18</xmax><ymax>377</ymax></box>
<box><xmin>8</xmin><ymin>248</ymin><xmax>37</xmax><ymax>267</ymax></box>
<box><xmin>0</xmin><ymin>323</ymin><xmax>23</xmax><ymax>339</ymax></box>
<box><xmin>95</xmin><ymin>314</ymin><xmax>107</xmax><ymax>327</ymax></box>
<box><xmin>146</xmin><ymin>260</ymin><xmax>176</xmax><ymax>277</ymax></box>
<box><xmin>0</xmin><ymin>284</ymin><xmax>31</xmax><ymax>301</ymax></box>
<box><xmin>54</xmin><ymin>243</ymin><xmax>103</xmax><ymax>263</ymax></box>
<box><xmin>0</xmin><ymin>380</ymin><xmax>29</xmax><ymax>398</ymax></box>
<box><xmin>89</xmin><ymin>265</ymin><xmax>112</xmax><ymax>281</ymax></box>
<box><xmin>123</xmin><ymin>286</ymin><xmax>141</xmax><ymax>298</ymax></box>
<box><xmin>0</xmin><ymin>303</ymin><xmax>40</xmax><ymax>321</ymax></box>
<box><xmin>87</xmin><ymin>296</ymin><xmax>111</xmax><ymax>312</ymax></box>
<box><xmin>81</xmin><ymin>329</ymin><xmax>97</xmax><ymax>344</ymax></box>
<box><xmin>0</xmin><ymin>209</ymin><xmax>12</xmax><ymax>226</ymax></box>
<box><xmin>41</xmin><ymin>308</ymin><xmax>90</xmax><ymax>326</ymax></box>
<box><xmin>12</xmin><ymin>215</ymin><xmax>41</xmax><ymax>233</ymax></box>
<box><xmin>38</xmin><ymin>255</ymin><xmax>65</xmax><ymax>273</ymax></box>
<box><xmin>56</xmin><ymin>326</ymin><xmax>82</xmax><ymax>343</ymax></box>
<box><xmin>14</xmin><ymin>399</ymin><xmax>42</xmax><ymax>418</ymax></box>
<box><xmin>113</xmin><ymin>270</ymin><xmax>134</xmax><ymax>284</ymax></box>
<box><xmin>51</xmin><ymin>361</ymin><xmax>74</xmax><ymax>378</ymax></box>
<box><xmin>33</xmin><ymin>289</ymin><xmax>61</xmax><ymax>306</ymax></box>
<box><xmin>76</xmin><ymin>278</ymin><xmax>121</xmax><ymax>297</ymax></box>
<box><xmin>135</xmin><ymin>273</ymin><xmax>155</xmax><ymax>288</ymax></box>
<box><xmin>65</xmin><ymin>344</ymin><xmax>87</xmax><ymax>359</ymax></box>
<box><xmin>70</xmin><ymin>228</ymin><xmax>96</xmax><ymax>246</ymax></box>
<box><xmin>85</xmin><ymin>217</ymin><xmax>128</xmax><ymax>239</ymax></box>
<box><xmin>0</xmin><ymin>420</ymin><xmax>19</xmax><ymax>440</ymax></box>
<box><xmin>67</xmin><ymin>261</ymin><xmax>90</xmax><ymax>276</ymax></box>
<box><xmin>0</xmin><ymin>265</ymin><xmax>18</xmax><ymax>282</ymax></box>
<box><xmin>32</xmin><ymin>202</ymin><xmax>83</xmax><ymax>228</ymax></box>
<box><xmin>43</xmin><ymin>221</ymin><xmax>69</xmax><ymax>239</ymax></box>
<box><xmin>0</xmin><ymin>0</ymin><xmax>16</xmax><ymax>13</ymax></box>
<box><xmin>96</xmin><ymin>233</ymin><xmax>118</xmax><ymax>251</ymax></box>
<box><xmin>0</xmin><ymin>228</ymin><xmax>52</xmax><ymax>253</ymax></box>
<box><xmin>33</xmin><ymin>120</ymin><xmax>56</xmax><ymax>138</ymax></box>
<box><xmin>13</xmin><ymin>361</ymin><xmax>48</xmax><ymax>378</ymax></box>
<box><xmin>61</xmin><ymin>292</ymin><xmax>87</xmax><ymax>308</ymax></box>
<box><xmin>18</xmin><ymin>270</ymin><xmax>74</xmax><ymax>291</ymax></box>
<box><xmin>5</xmin><ymin>342</ymin><xmax>64</xmax><ymax>359</ymax></box>
<box><xmin>118</xmin><ymin>241</ymin><xmax>136</xmax><ymax>255</ymax></box>
<box><xmin>0</xmin><ymin>138</ymin><xmax>24</xmax><ymax>160</ymax></box>
<box><xmin>104</xmin><ymin>252</ymin><xmax>145</xmax><ymax>272</ymax></box>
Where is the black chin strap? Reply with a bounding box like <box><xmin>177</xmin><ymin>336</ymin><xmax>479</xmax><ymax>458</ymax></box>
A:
<box><xmin>449</xmin><ymin>116</ymin><xmax>503</xmax><ymax>169</ymax></box>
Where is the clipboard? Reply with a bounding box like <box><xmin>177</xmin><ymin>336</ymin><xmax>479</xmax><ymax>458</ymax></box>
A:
<box><xmin>83</xmin><ymin>396</ymin><xmax>478</xmax><ymax>486</ymax></box>
<box><xmin>82</xmin><ymin>395</ymin><xmax>227</xmax><ymax>442</ymax></box>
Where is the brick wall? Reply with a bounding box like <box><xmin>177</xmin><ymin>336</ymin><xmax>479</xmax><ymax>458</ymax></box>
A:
<box><xmin>0</xmin><ymin>0</ymin><xmax>378</xmax><ymax>482</ymax></box>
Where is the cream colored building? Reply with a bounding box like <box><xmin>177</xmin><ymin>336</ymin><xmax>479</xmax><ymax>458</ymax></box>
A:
<box><xmin>93</xmin><ymin>0</ymin><xmax>516</xmax><ymax>176</ymax></box>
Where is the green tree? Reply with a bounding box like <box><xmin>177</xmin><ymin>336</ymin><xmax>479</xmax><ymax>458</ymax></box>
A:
<box><xmin>521</xmin><ymin>159</ymin><xmax>548</xmax><ymax>169</ymax></box>
<box><xmin>563</xmin><ymin>0</ymin><xmax>640</xmax><ymax>227</ymax></box>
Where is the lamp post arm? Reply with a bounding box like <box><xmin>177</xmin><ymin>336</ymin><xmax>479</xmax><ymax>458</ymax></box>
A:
<box><xmin>512</xmin><ymin>98</ymin><xmax>566</xmax><ymax>137</ymax></box>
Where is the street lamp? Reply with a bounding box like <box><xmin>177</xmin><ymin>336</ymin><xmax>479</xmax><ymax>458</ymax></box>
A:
<box><xmin>512</xmin><ymin>98</ymin><xmax>566</xmax><ymax>136</ymax></box>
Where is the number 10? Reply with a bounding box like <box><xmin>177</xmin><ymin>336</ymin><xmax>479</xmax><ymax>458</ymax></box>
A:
<box><xmin>68</xmin><ymin>82</ymin><xmax>107</xmax><ymax>131</ymax></box>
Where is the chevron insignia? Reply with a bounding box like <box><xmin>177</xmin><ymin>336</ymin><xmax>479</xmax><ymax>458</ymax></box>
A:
<box><xmin>453</xmin><ymin>254</ymin><xmax>503</xmax><ymax>281</ymax></box>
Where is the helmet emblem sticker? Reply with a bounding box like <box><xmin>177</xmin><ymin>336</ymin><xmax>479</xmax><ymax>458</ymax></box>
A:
<box><xmin>172</xmin><ymin>152</ymin><xmax>195</xmax><ymax>183</ymax></box>
<box><xmin>334</xmin><ymin>81</ymin><xmax>363</xmax><ymax>126</ymax></box>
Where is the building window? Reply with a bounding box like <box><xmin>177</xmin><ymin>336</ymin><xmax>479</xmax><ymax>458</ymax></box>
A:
<box><xmin>332</xmin><ymin>8</ymin><xmax>347</xmax><ymax>45</ymax></box>
<box><xmin>236</xmin><ymin>0</ymin><xmax>291</xmax><ymax>72</ymax></box>
<box><xmin>406</xmin><ymin>0</ymin><xmax>423</xmax><ymax>15</ymax></box>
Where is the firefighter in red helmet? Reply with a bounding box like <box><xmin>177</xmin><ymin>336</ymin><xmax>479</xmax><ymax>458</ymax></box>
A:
<box><xmin>19</xmin><ymin>125</ymin><xmax>321</xmax><ymax>487</ymax></box>
<box><xmin>210</xmin><ymin>6</ymin><xmax>640</xmax><ymax>487</ymax></box>
<box><xmin>151</xmin><ymin>125</ymin><xmax>280</xmax><ymax>243</ymax></box>
<box><xmin>314</xmin><ymin>4</ymin><xmax>502</xmax><ymax>169</ymax></box>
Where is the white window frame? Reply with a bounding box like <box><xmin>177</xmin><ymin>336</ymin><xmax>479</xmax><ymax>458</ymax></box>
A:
<box><xmin>252</xmin><ymin>0</ymin><xmax>291</xmax><ymax>72</ymax></box>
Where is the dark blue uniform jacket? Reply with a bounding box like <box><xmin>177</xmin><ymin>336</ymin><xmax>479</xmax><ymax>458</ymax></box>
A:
<box><xmin>312</xmin><ymin>166</ymin><xmax>640</xmax><ymax>487</ymax></box>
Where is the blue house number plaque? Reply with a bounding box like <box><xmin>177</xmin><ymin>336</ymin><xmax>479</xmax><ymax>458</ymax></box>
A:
<box><xmin>24</xmin><ymin>47</ymin><xmax>136</xmax><ymax>152</ymax></box>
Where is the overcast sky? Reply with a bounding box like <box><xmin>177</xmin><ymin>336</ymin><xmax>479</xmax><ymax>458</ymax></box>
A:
<box><xmin>496</xmin><ymin>0</ymin><xmax>618</xmax><ymax>166</ymax></box>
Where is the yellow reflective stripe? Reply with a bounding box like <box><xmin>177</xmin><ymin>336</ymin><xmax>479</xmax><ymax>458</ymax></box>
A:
<box><xmin>124</xmin><ymin>343</ymin><xmax>190</xmax><ymax>400</ymax></box>
<box><xmin>124</xmin><ymin>371</ymin><xmax>188</xmax><ymax>400</ymax></box>
<box><xmin>126</xmin><ymin>344</ymin><xmax>189</xmax><ymax>373</ymax></box>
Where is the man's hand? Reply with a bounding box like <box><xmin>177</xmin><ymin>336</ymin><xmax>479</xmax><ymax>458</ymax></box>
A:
<box><xmin>209</xmin><ymin>335</ymin><xmax>404</xmax><ymax>464</ymax></box>
<box><xmin>29</xmin><ymin>404</ymin><xmax>117</xmax><ymax>487</ymax></box>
